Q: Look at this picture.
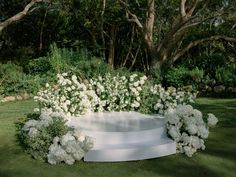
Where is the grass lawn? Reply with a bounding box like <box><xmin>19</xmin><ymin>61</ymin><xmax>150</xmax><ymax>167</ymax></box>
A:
<box><xmin>0</xmin><ymin>98</ymin><xmax>235</xmax><ymax>177</ymax></box>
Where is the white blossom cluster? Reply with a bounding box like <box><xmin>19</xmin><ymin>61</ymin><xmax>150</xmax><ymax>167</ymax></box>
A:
<box><xmin>34</xmin><ymin>73</ymin><xmax>148</xmax><ymax>115</ymax></box>
<box><xmin>151</xmin><ymin>84</ymin><xmax>197</xmax><ymax>115</ymax></box>
<box><xmin>47</xmin><ymin>129</ymin><xmax>94</xmax><ymax>165</ymax></box>
<box><xmin>22</xmin><ymin>108</ymin><xmax>67</xmax><ymax>137</ymax></box>
<box><xmin>34</xmin><ymin>73</ymin><xmax>103</xmax><ymax>116</ymax></box>
<box><xmin>165</xmin><ymin>105</ymin><xmax>218</xmax><ymax>157</ymax></box>
<box><xmin>88</xmin><ymin>73</ymin><xmax>147</xmax><ymax>112</ymax></box>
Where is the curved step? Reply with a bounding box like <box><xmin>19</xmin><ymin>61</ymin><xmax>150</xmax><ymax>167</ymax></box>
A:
<box><xmin>84</xmin><ymin>138</ymin><xmax>176</xmax><ymax>162</ymax></box>
<box><xmin>83</xmin><ymin>127</ymin><xmax>167</xmax><ymax>148</ymax></box>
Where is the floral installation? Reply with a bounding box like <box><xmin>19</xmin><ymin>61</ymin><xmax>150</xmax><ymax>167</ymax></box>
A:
<box><xmin>34</xmin><ymin>73</ymin><xmax>196</xmax><ymax>116</ymax></box>
<box><xmin>165</xmin><ymin>104</ymin><xmax>218</xmax><ymax>157</ymax></box>
<box><xmin>150</xmin><ymin>84</ymin><xmax>197</xmax><ymax>115</ymax></box>
<box><xmin>34</xmin><ymin>73</ymin><xmax>102</xmax><ymax>116</ymax></box>
<box><xmin>20</xmin><ymin>108</ymin><xmax>94</xmax><ymax>165</ymax></box>
<box><xmin>88</xmin><ymin>73</ymin><xmax>147</xmax><ymax>112</ymax></box>
<box><xmin>20</xmin><ymin>72</ymin><xmax>218</xmax><ymax>162</ymax></box>
<box><xmin>34</xmin><ymin>73</ymin><xmax>148</xmax><ymax>115</ymax></box>
<box><xmin>48</xmin><ymin>129</ymin><xmax>94</xmax><ymax>165</ymax></box>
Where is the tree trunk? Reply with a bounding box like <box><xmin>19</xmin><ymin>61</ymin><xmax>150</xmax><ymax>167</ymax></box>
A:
<box><xmin>108</xmin><ymin>25</ymin><xmax>116</xmax><ymax>68</ymax></box>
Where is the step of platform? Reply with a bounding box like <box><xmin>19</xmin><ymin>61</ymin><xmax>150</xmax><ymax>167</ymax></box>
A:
<box><xmin>69</xmin><ymin>112</ymin><xmax>176</xmax><ymax>162</ymax></box>
<box><xmin>83</xmin><ymin>126</ymin><xmax>167</xmax><ymax>148</ymax></box>
<box><xmin>84</xmin><ymin>138</ymin><xmax>176</xmax><ymax>162</ymax></box>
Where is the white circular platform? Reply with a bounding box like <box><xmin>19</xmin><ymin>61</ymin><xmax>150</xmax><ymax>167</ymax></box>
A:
<box><xmin>68</xmin><ymin>111</ymin><xmax>176</xmax><ymax>162</ymax></box>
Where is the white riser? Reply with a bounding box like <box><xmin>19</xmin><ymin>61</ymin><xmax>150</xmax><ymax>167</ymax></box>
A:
<box><xmin>84</xmin><ymin>127</ymin><xmax>167</xmax><ymax>148</ymax></box>
<box><xmin>84</xmin><ymin>138</ymin><xmax>176</xmax><ymax>162</ymax></box>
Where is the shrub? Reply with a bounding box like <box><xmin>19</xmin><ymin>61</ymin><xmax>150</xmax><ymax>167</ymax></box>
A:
<box><xmin>24</xmin><ymin>57</ymin><xmax>52</xmax><ymax>75</ymax></box>
<box><xmin>165</xmin><ymin>105</ymin><xmax>218</xmax><ymax>157</ymax></box>
<box><xmin>0</xmin><ymin>62</ymin><xmax>28</xmax><ymax>96</ymax></box>
<box><xmin>17</xmin><ymin>108</ymin><xmax>95</xmax><ymax>165</ymax></box>
<box><xmin>47</xmin><ymin>130</ymin><xmax>94</xmax><ymax>165</ymax></box>
<box><xmin>215</xmin><ymin>67</ymin><xmax>236</xmax><ymax>87</ymax></box>
<box><xmin>34</xmin><ymin>72</ymin><xmax>197</xmax><ymax>116</ymax></box>
<box><xmin>17</xmin><ymin>109</ymin><xmax>69</xmax><ymax>161</ymax></box>
<box><xmin>34</xmin><ymin>73</ymin><xmax>148</xmax><ymax>115</ymax></box>
<box><xmin>164</xmin><ymin>66</ymin><xmax>191</xmax><ymax>87</ymax></box>
<box><xmin>190</xmin><ymin>67</ymin><xmax>204</xmax><ymax>83</ymax></box>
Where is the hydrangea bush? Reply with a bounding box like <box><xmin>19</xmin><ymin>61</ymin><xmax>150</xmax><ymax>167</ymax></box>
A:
<box><xmin>165</xmin><ymin>104</ymin><xmax>218</xmax><ymax>157</ymax></box>
<box><xmin>88</xmin><ymin>73</ymin><xmax>147</xmax><ymax>112</ymax></box>
<box><xmin>48</xmin><ymin>129</ymin><xmax>94</xmax><ymax>165</ymax></box>
<box><xmin>18</xmin><ymin>108</ymin><xmax>94</xmax><ymax>164</ymax></box>
<box><xmin>34</xmin><ymin>73</ymin><xmax>196</xmax><ymax>116</ymax></box>
<box><xmin>150</xmin><ymin>84</ymin><xmax>197</xmax><ymax>115</ymax></box>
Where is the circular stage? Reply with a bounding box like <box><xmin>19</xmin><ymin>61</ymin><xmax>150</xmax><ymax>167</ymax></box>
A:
<box><xmin>68</xmin><ymin>112</ymin><xmax>176</xmax><ymax>162</ymax></box>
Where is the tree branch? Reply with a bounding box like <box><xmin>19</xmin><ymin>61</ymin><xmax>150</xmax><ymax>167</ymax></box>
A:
<box><xmin>186</xmin><ymin>0</ymin><xmax>198</xmax><ymax>17</ymax></box>
<box><xmin>173</xmin><ymin>35</ymin><xmax>236</xmax><ymax>62</ymax></box>
<box><xmin>0</xmin><ymin>0</ymin><xmax>44</xmax><ymax>32</ymax></box>
<box><xmin>180</xmin><ymin>0</ymin><xmax>187</xmax><ymax>18</ymax></box>
<box><xmin>118</xmin><ymin>0</ymin><xmax>143</xmax><ymax>29</ymax></box>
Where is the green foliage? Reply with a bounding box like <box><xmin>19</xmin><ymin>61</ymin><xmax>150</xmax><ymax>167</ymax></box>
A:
<box><xmin>16</xmin><ymin>114</ymin><xmax>69</xmax><ymax>161</ymax></box>
<box><xmin>215</xmin><ymin>67</ymin><xmax>236</xmax><ymax>86</ymax></box>
<box><xmin>0</xmin><ymin>62</ymin><xmax>28</xmax><ymax>95</ymax></box>
<box><xmin>138</xmin><ymin>80</ymin><xmax>156</xmax><ymax>114</ymax></box>
<box><xmin>0</xmin><ymin>62</ymin><xmax>55</xmax><ymax>96</ymax></box>
<box><xmin>164</xmin><ymin>66</ymin><xmax>191</xmax><ymax>87</ymax></box>
<box><xmin>190</xmin><ymin>67</ymin><xmax>204</xmax><ymax>82</ymax></box>
<box><xmin>24</xmin><ymin>57</ymin><xmax>52</xmax><ymax>75</ymax></box>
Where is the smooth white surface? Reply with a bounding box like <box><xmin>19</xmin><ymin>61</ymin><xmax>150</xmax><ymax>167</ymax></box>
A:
<box><xmin>68</xmin><ymin>111</ymin><xmax>176</xmax><ymax>162</ymax></box>
<box><xmin>69</xmin><ymin>111</ymin><xmax>165</xmax><ymax>131</ymax></box>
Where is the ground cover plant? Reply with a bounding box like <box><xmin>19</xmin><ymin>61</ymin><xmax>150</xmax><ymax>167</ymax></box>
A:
<box><xmin>0</xmin><ymin>98</ymin><xmax>235</xmax><ymax>177</ymax></box>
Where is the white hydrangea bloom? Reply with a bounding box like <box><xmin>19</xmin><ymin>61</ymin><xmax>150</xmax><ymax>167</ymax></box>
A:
<box><xmin>168</xmin><ymin>126</ymin><xmax>181</xmax><ymax>141</ymax></box>
<box><xmin>47</xmin><ymin>129</ymin><xmax>94</xmax><ymax>165</ymax></box>
<box><xmin>207</xmin><ymin>113</ymin><xmax>218</xmax><ymax>127</ymax></box>
<box><xmin>197</xmin><ymin>125</ymin><xmax>209</xmax><ymax>139</ymax></box>
<box><xmin>183</xmin><ymin>146</ymin><xmax>196</xmax><ymax>157</ymax></box>
<box><xmin>186</xmin><ymin>124</ymin><xmax>198</xmax><ymax>135</ymax></box>
<box><xmin>60</xmin><ymin>132</ymin><xmax>75</xmax><ymax>147</ymax></box>
<box><xmin>165</xmin><ymin>104</ymin><xmax>218</xmax><ymax>157</ymax></box>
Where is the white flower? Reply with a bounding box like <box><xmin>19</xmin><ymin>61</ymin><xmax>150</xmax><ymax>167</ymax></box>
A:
<box><xmin>197</xmin><ymin>125</ymin><xmax>209</xmax><ymax>139</ymax></box>
<box><xmin>154</xmin><ymin>103</ymin><xmax>163</xmax><ymax>110</ymax></box>
<box><xmin>28</xmin><ymin>128</ymin><xmax>39</xmax><ymax>137</ymax></box>
<box><xmin>133</xmin><ymin>82</ymin><xmax>139</xmax><ymax>87</ymax></box>
<box><xmin>33</xmin><ymin>108</ymin><xmax>40</xmax><ymax>112</ymax></box>
<box><xmin>207</xmin><ymin>113</ymin><xmax>218</xmax><ymax>127</ymax></box>
<box><xmin>168</xmin><ymin>126</ymin><xmax>181</xmax><ymax>141</ymax></box>
<box><xmin>60</xmin><ymin>133</ymin><xmax>75</xmax><ymax>147</ymax></box>
<box><xmin>62</xmin><ymin>73</ymin><xmax>68</xmax><ymax>77</ymax></box>
<box><xmin>183</xmin><ymin>146</ymin><xmax>196</xmax><ymax>157</ymax></box>
<box><xmin>186</xmin><ymin>124</ymin><xmax>198</xmax><ymax>135</ymax></box>
<box><xmin>165</xmin><ymin>111</ymin><xmax>179</xmax><ymax>125</ymax></box>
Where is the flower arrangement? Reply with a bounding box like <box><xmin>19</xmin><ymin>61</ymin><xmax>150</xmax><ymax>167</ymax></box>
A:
<box><xmin>48</xmin><ymin>129</ymin><xmax>94</xmax><ymax>165</ymax></box>
<box><xmin>34</xmin><ymin>73</ymin><xmax>148</xmax><ymax>115</ymax></box>
<box><xmin>150</xmin><ymin>84</ymin><xmax>197</xmax><ymax>115</ymax></box>
<box><xmin>165</xmin><ymin>104</ymin><xmax>218</xmax><ymax>157</ymax></box>
<box><xmin>34</xmin><ymin>73</ymin><xmax>102</xmax><ymax>116</ymax></box>
<box><xmin>18</xmin><ymin>108</ymin><xmax>94</xmax><ymax>164</ymax></box>
<box><xmin>34</xmin><ymin>73</ymin><xmax>196</xmax><ymax>116</ymax></box>
<box><xmin>88</xmin><ymin>73</ymin><xmax>147</xmax><ymax>112</ymax></box>
<box><xmin>21</xmin><ymin>72</ymin><xmax>217</xmax><ymax>162</ymax></box>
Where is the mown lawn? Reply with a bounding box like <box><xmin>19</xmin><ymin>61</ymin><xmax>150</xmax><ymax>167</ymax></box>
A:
<box><xmin>0</xmin><ymin>98</ymin><xmax>235</xmax><ymax>177</ymax></box>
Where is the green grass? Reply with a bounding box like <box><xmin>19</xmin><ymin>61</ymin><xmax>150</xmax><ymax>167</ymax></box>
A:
<box><xmin>0</xmin><ymin>98</ymin><xmax>235</xmax><ymax>177</ymax></box>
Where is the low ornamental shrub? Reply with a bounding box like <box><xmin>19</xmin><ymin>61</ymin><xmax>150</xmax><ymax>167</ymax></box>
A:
<box><xmin>34</xmin><ymin>73</ymin><xmax>196</xmax><ymax>116</ymax></box>
<box><xmin>165</xmin><ymin>105</ymin><xmax>218</xmax><ymax>157</ymax></box>
<box><xmin>17</xmin><ymin>108</ymin><xmax>94</xmax><ymax>164</ymax></box>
